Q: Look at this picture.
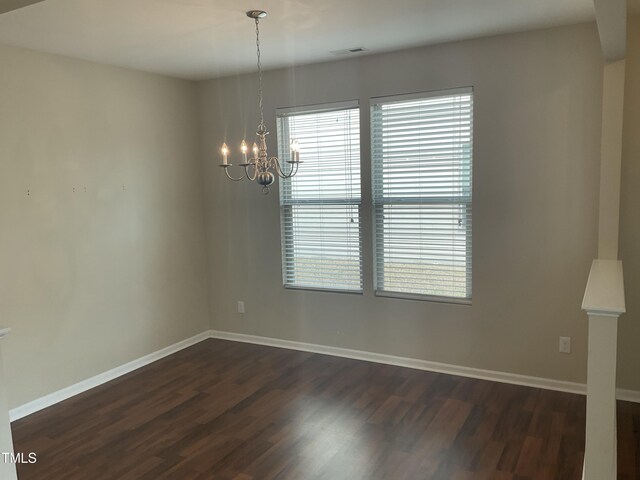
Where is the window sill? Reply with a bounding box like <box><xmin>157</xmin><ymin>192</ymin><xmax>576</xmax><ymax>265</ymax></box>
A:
<box><xmin>375</xmin><ymin>290</ymin><xmax>472</xmax><ymax>305</ymax></box>
<box><xmin>284</xmin><ymin>285</ymin><xmax>364</xmax><ymax>295</ymax></box>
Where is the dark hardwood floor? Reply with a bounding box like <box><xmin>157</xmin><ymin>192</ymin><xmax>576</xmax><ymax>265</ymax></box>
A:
<box><xmin>9</xmin><ymin>339</ymin><xmax>639</xmax><ymax>479</ymax></box>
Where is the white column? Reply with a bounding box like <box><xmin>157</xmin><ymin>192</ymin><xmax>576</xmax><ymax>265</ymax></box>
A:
<box><xmin>584</xmin><ymin>2</ymin><xmax>626</xmax><ymax>478</ymax></box>
<box><xmin>582</xmin><ymin>260</ymin><xmax>625</xmax><ymax>480</ymax></box>
<box><xmin>0</xmin><ymin>328</ymin><xmax>17</xmax><ymax>480</ymax></box>
<box><xmin>597</xmin><ymin>60</ymin><xmax>626</xmax><ymax>260</ymax></box>
<box><xmin>584</xmin><ymin>314</ymin><xmax>618</xmax><ymax>479</ymax></box>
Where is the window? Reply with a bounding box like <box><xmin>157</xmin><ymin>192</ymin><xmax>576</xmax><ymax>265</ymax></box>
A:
<box><xmin>371</xmin><ymin>88</ymin><xmax>473</xmax><ymax>302</ymax></box>
<box><xmin>277</xmin><ymin>101</ymin><xmax>362</xmax><ymax>292</ymax></box>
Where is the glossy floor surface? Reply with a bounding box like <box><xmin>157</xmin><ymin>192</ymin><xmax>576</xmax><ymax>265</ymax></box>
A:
<box><xmin>10</xmin><ymin>339</ymin><xmax>640</xmax><ymax>479</ymax></box>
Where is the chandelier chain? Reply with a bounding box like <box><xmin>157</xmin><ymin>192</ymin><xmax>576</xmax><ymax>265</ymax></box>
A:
<box><xmin>255</xmin><ymin>18</ymin><xmax>264</xmax><ymax>128</ymax></box>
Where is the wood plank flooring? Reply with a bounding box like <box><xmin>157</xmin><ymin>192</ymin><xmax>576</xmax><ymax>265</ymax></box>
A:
<box><xmin>9</xmin><ymin>339</ymin><xmax>639</xmax><ymax>479</ymax></box>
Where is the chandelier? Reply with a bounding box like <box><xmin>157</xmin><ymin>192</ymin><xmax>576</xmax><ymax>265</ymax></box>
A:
<box><xmin>220</xmin><ymin>10</ymin><xmax>301</xmax><ymax>194</ymax></box>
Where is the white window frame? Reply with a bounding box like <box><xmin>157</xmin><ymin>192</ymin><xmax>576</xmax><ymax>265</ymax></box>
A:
<box><xmin>276</xmin><ymin>100</ymin><xmax>363</xmax><ymax>294</ymax></box>
<box><xmin>370</xmin><ymin>87</ymin><xmax>473</xmax><ymax>304</ymax></box>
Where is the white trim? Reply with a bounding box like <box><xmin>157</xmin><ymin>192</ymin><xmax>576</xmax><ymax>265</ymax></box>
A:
<box><xmin>209</xmin><ymin>330</ymin><xmax>640</xmax><ymax>402</ymax></box>
<box><xmin>375</xmin><ymin>290</ymin><xmax>472</xmax><ymax>305</ymax></box>
<box><xmin>284</xmin><ymin>285</ymin><xmax>364</xmax><ymax>295</ymax></box>
<box><xmin>0</xmin><ymin>327</ymin><xmax>10</xmax><ymax>339</ymax></box>
<box><xmin>10</xmin><ymin>329</ymin><xmax>640</xmax><ymax>422</ymax></box>
<box><xmin>276</xmin><ymin>99</ymin><xmax>359</xmax><ymax>117</ymax></box>
<box><xmin>370</xmin><ymin>86</ymin><xmax>473</xmax><ymax>104</ymax></box>
<box><xmin>9</xmin><ymin>331</ymin><xmax>210</xmax><ymax>422</ymax></box>
<box><xmin>616</xmin><ymin>388</ymin><xmax>640</xmax><ymax>403</ymax></box>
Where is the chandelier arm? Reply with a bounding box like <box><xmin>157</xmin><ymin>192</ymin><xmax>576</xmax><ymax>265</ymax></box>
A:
<box><xmin>271</xmin><ymin>157</ymin><xmax>291</xmax><ymax>178</ymax></box>
<box><xmin>272</xmin><ymin>157</ymin><xmax>300</xmax><ymax>178</ymax></box>
<box><xmin>272</xmin><ymin>158</ymin><xmax>283</xmax><ymax>177</ymax></box>
<box><xmin>245</xmin><ymin>162</ymin><xmax>258</xmax><ymax>181</ymax></box>
<box><xmin>223</xmin><ymin>166</ymin><xmax>247</xmax><ymax>182</ymax></box>
<box><xmin>280</xmin><ymin>159</ymin><xmax>299</xmax><ymax>179</ymax></box>
<box><xmin>286</xmin><ymin>161</ymin><xmax>300</xmax><ymax>179</ymax></box>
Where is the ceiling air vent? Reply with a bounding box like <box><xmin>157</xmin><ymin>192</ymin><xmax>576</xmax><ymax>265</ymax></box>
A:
<box><xmin>330</xmin><ymin>47</ymin><xmax>368</xmax><ymax>56</ymax></box>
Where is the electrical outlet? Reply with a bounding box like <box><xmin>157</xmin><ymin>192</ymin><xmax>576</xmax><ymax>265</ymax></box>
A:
<box><xmin>559</xmin><ymin>336</ymin><xmax>571</xmax><ymax>354</ymax></box>
<box><xmin>237</xmin><ymin>301</ymin><xmax>245</xmax><ymax>314</ymax></box>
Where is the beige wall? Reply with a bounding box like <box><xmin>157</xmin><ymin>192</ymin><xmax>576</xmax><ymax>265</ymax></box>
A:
<box><xmin>0</xmin><ymin>44</ymin><xmax>211</xmax><ymax>408</ymax></box>
<box><xmin>198</xmin><ymin>23</ymin><xmax>606</xmax><ymax>386</ymax></box>
<box><xmin>618</xmin><ymin>16</ymin><xmax>640</xmax><ymax>391</ymax></box>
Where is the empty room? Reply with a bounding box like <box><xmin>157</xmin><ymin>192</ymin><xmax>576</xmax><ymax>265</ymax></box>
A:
<box><xmin>0</xmin><ymin>0</ymin><xmax>638</xmax><ymax>478</ymax></box>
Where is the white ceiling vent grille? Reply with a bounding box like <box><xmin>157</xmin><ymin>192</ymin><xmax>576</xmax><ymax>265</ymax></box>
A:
<box><xmin>330</xmin><ymin>47</ymin><xmax>369</xmax><ymax>56</ymax></box>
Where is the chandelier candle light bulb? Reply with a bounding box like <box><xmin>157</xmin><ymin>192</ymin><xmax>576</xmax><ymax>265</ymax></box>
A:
<box><xmin>218</xmin><ymin>10</ymin><xmax>302</xmax><ymax>194</ymax></box>
<box><xmin>241</xmin><ymin>140</ymin><xmax>248</xmax><ymax>163</ymax></box>
<box><xmin>291</xmin><ymin>139</ymin><xmax>300</xmax><ymax>162</ymax></box>
<box><xmin>221</xmin><ymin>143</ymin><xmax>229</xmax><ymax>165</ymax></box>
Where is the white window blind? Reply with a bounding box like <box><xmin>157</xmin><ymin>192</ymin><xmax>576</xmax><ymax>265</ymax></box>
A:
<box><xmin>277</xmin><ymin>102</ymin><xmax>362</xmax><ymax>292</ymax></box>
<box><xmin>371</xmin><ymin>88</ymin><xmax>473</xmax><ymax>301</ymax></box>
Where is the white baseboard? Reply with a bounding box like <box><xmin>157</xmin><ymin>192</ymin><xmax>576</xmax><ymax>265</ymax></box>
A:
<box><xmin>9</xmin><ymin>331</ymin><xmax>210</xmax><ymax>422</ymax></box>
<box><xmin>11</xmin><ymin>328</ymin><xmax>640</xmax><ymax>422</ymax></box>
<box><xmin>209</xmin><ymin>329</ymin><xmax>640</xmax><ymax>402</ymax></box>
<box><xmin>616</xmin><ymin>388</ymin><xmax>640</xmax><ymax>403</ymax></box>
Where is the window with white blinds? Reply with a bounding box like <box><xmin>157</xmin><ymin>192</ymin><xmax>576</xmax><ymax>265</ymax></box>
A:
<box><xmin>371</xmin><ymin>88</ymin><xmax>473</xmax><ymax>301</ymax></box>
<box><xmin>277</xmin><ymin>101</ymin><xmax>362</xmax><ymax>292</ymax></box>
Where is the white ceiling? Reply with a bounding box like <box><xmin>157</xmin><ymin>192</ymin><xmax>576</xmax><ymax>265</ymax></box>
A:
<box><xmin>0</xmin><ymin>0</ymin><xmax>46</xmax><ymax>15</ymax></box>
<box><xmin>0</xmin><ymin>0</ymin><xmax>609</xmax><ymax>80</ymax></box>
